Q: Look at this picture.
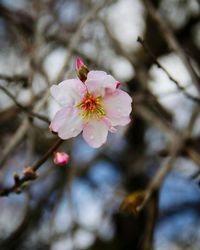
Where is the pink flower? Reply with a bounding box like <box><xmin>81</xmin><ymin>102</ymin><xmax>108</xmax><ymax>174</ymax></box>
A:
<box><xmin>53</xmin><ymin>152</ymin><xmax>70</xmax><ymax>165</ymax></box>
<box><xmin>50</xmin><ymin>60</ymin><xmax>132</xmax><ymax>148</ymax></box>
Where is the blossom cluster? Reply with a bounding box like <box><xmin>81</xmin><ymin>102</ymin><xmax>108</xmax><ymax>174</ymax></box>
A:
<box><xmin>50</xmin><ymin>58</ymin><xmax>132</xmax><ymax>148</ymax></box>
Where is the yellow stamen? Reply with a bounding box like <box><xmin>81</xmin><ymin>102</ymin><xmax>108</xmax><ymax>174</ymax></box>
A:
<box><xmin>77</xmin><ymin>94</ymin><xmax>106</xmax><ymax>123</ymax></box>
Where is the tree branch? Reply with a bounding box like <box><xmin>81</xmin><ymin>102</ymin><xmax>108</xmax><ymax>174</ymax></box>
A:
<box><xmin>0</xmin><ymin>85</ymin><xmax>50</xmax><ymax>123</ymax></box>
<box><xmin>143</xmin><ymin>0</ymin><xmax>200</xmax><ymax>93</ymax></box>
<box><xmin>0</xmin><ymin>138</ymin><xmax>63</xmax><ymax>197</ymax></box>
<box><xmin>137</xmin><ymin>37</ymin><xmax>200</xmax><ymax>104</ymax></box>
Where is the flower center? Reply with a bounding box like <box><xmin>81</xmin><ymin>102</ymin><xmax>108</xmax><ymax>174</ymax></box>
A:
<box><xmin>77</xmin><ymin>94</ymin><xmax>105</xmax><ymax>123</ymax></box>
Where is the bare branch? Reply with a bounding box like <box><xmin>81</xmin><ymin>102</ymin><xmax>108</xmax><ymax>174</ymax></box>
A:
<box><xmin>0</xmin><ymin>85</ymin><xmax>50</xmax><ymax>123</ymax></box>
<box><xmin>143</xmin><ymin>0</ymin><xmax>200</xmax><ymax>93</ymax></box>
<box><xmin>0</xmin><ymin>138</ymin><xmax>63</xmax><ymax>197</ymax></box>
<box><xmin>137</xmin><ymin>37</ymin><xmax>200</xmax><ymax>104</ymax></box>
<box><xmin>0</xmin><ymin>118</ymin><xmax>29</xmax><ymax>168</ymax></box>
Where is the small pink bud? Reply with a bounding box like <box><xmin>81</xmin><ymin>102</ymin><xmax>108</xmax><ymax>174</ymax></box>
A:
<box><xmin>75</xmin><ymin>57</ymin><xmax>89</xmax><ymax>82</ymax></box>
<box><xmin>23</xmin><ymin>166</ymin><xmax>37</xmax><ymax>179</ymax></box>
<box><xmin>116</xmin><ymin>82</ymin><xmax>121</xmax><ymax>88</ymax></box>
<box><xmin>53</xmin><ymin>151</ymin><xmax>69</xmax><ymax>165</ymax></box>
<box><xmin>23</xmin><ymin>166</ymin><xmax>32</xmax><ymax>176</ymax></box>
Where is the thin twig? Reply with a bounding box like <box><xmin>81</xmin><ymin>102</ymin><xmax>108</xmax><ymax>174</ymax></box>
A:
<box><xmin>0</xmin><ymin>118</ymin><xmax>29</xmax><ymax>168</ymax></box>
<box><xmin>56</xmin><ymin>1</ymin><xmax>107</xmax><ymax>83</ymax></box>
<box><xmin>143</xmin><ymin>0</ymin><xmax>200</xmax><ymax>92</ymax></box>
<box><xmin>0</xmin><ymin>138</ymin><xmax>63</xmax><ymax>197</ymax></box>
<box><xmin>0</xmin><ymin>85</ymin><xmax>50</xmax><ymax>123</ymax></box>
<box><xmin>137</xmin><ymin>37</ymin><xmax>200</xmax><ymax>104</ymax></box>
<box><xmin>135</xmin><ymin>103</ymin><xmax>200</xmax><ymax>169</ymax></box>
<box><xmin>136</xmin><ymin>140</ymin><xmax>182</xmax><ymax>212</ymax></box>
<box><xmin>0</xmin><ymin>74</ymin><xmax>28</xmax><ymax>85</ymax></box>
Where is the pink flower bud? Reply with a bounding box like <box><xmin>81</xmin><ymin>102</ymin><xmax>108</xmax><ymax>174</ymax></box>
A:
<box><xmin>23</xmin><ymin>166</ymin><xmax>33</xmax><ymax>176</ymax></box>
<box><xmin>53</xmin><ymin>152</ymin><xmax>69</xmax><ymax>165</ymax></box>
<box><xmin>23</xmin><ymin>166</ymin><xmax>37</xmax><ymax>179</ymax></box>
<box><xmin>75</xmin><ymin>57</ymin><xmax>89</xmax><ymax>82</ymax></box>
<box><xmin>76</xmin><ymin>57</ymin><xmax>84</xmax><ymax>71</ymax></box>
<box><xmin>116</xmin><ymin>82</ymin><xmax>121</xmax><ymax>88</ymax></box>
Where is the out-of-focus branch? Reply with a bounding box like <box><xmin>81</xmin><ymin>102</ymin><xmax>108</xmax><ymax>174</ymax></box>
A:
<box><xmin>0</xmin><ymin>85</ymin><xmax>50</xmax><ymax>123</ymax></box>
<box><xmin>143</xmin><ymin>0</ymin><xmax>200</xmax><ymax>93</ymax></box>
<box><xmin>184</xmin><ymin>105</ymin><xmax>200</xmax><ymax>138</ymax></box>
<box><xmin>133</xmin><ymin>102</ymin><xmax>200</xmax><ymax>212</ymax></box>
<box><xmin>137</xmin><ymin>37</ymin><xmax>200</xmax><ymax>104</ymax></box>
<box><xmin>135</xmin><ymin>103</ymin><xmax>178</xmax><ymax>140</ymax></box>
<box><xmin>0</xmin><ymin>118</ymin><xmax>29</xmax><ymax>169</ymax></box>
<box><xmin>184</xmin><ymin>147</ymin><xmax>200</xmax><ymax>168</ymax></box>
<box><xmin>135</xmin><ymin>103</ymin><xmax>200</xmax><ymax>167</ymax></box>
<box><xmin>0</xmin><ymin>3</ymin><xmax>34</xmax><ymax>36</ymax></box>
<box><xmin>56</xmin><ymin>1</ymin><xmax>107</xmax><ymax>82</ymax></box>
<box><xmin>0</xmin><ymin>74</ymin><xmax>28</xmax><ymax>86</ymax></box>
<box><xmin>99</xmin><ymin>17</ymin><xmax>135</xmax><ymax>64</ymax></box>
<box><xmin>141</xmin><ymin>192</ymin><xmax>158</xmax><ymax>250</ymax></box>
<box><xmin>0</xmin><ymin>169</ymin><xmax>66</xmax><ymax>250</ymax></box>
<box><xmin>0</xmin><ymin>138</ymin><xmax>63</xmax><ymax>197</ymax></box>
<box><xmin>136</xmin><ymin>139</ymin><xmax>182</xmax><ymax>212</ymax></box>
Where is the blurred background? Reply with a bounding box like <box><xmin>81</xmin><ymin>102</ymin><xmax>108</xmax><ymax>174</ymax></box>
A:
<box><xmin>0</xmin><ymin>0</ymin><xmax>200</xmax><ymax>249</ymax></box>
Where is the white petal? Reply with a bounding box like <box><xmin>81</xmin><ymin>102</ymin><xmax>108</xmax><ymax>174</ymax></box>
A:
<box><xmin>102</xmin><ymin>89</ymin><xmax>132</xmax><ymax>126</ymax></box>
<box><xmin>85</xmin><ymin>70</ymin><xmax>117</xmax><ymax>96</ymax></box>
<box><xmin>102</xmin><ymin>75</ymin><xmax>117</xmax><ymax>90</ymax></box>
<box><xmin>57</xmin><ymin>108</ymin><xmax>83</xmax><ymax>140</ymax></box>
<box><xmin>102</xmin><ymin>117</ymin><xmax>117</xmax><ymax>133</ymax></box>
<box><xmin>50</xmin><ymin>79</ymin><xmax>86</xmax><ymax>106</ymax></box>
<box><xmin>108</xmin><ymin>116</ymin><xmax>131</xmax><ymax>126</ymax></box>
<box><xmin>82</xmin><ymin>119</ymin><xmax>109</xmax><ymax>148</ymax></box>
<box><xmin>87</xmin><ymin>70</ymin><xmax>107</xmax><ymax>79</ymax></box>
<box><xmin>85</xmin><ymin>71</ymin><xmax>105</xmax><ymax>96</ymax></box>
<box><xmin>50</xmin><ymin>107</ymin><xmax>82</xmax><ymax>140</ymax></box>
<box><xmin>50</xmin><ymin>106</ymin><xmax>71</xmax><ymax>132</ymax></box>
<box><xmin>85</xmin><ymin>79</ymin><xmax>104</xmax><ymax>96</ymax></box>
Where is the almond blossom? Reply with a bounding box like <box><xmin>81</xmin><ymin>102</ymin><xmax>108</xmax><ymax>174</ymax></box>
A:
<box><xmin>50</xmin><ymin>58</ymin><xmax>132</xmax><ymax>148</ymax></box>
